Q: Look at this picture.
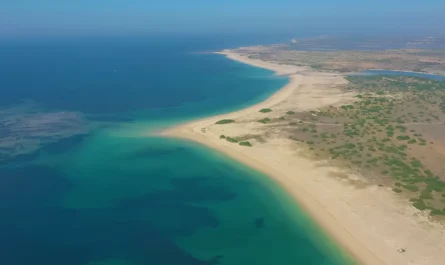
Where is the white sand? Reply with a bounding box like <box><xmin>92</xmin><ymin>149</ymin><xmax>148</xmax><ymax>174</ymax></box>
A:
<box><xmin>162</xmin><ymin>50</ymin><xmax>445</xmax><ymax>265</ymax></box>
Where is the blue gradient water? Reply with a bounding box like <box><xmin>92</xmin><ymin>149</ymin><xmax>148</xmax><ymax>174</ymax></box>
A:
<box><xmin>0</xmin><ymin>37</ymin><xmax>354</xmax><ymax>265</ymax></box>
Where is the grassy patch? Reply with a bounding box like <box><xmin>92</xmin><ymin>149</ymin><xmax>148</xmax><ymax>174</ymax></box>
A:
<box><xmin>392</xmin><ymin>188</ymin><xmax>402</xmax><ymax>193</ymax></box>
<box><xmin>396</xmin><ymin>135</ymin><xmax>410</xmax><ymax>141</ymax></box>
<box><xmin>226</xmin><ymin>137</ymin><xmax>239</xmax><ymax>143</ymax></box>
<box><xmin>258</xmin><ymin>118</ymin><xmax>271</xmax><ymax>124</ymax></box>
<box><xmin>259</xmin><ymin>108</ymin><xmax>272</xmax><ymax>113</ymax></box>
<box><xmin>341</xmin><ymin>105</ymin><xmax>355</xmax><ymax>110</ymax></box>
<box><xmin>239</xmin><ymin>141</ymin><xmax>253</xmax><ymax>147</ymax></box>
<box><xmin>403</xmin><ymin>184</ymin><xmax>420</xmax><ymax>192</ymax></box>
<box><xmin>215</xmin><ymin>119</ymin><xmax>235</xmax><ymax>124</ymax></box>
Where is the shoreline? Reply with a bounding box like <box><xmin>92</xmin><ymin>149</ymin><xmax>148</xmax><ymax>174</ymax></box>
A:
<box><xmin>161</xmin><ymin>51</ymin><xmax>381</xmax><ymax>264</ymax></box>
<box><xmin>214</xmin><ymin>50</ymin><xmax>301</xmax><ymax>76</ymax></box>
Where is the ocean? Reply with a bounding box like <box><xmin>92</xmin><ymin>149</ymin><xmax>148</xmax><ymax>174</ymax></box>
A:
<box><xmin>0</xmin><ymin>36</ymin><xmax>355</xmax><ymax>265</ymax></box>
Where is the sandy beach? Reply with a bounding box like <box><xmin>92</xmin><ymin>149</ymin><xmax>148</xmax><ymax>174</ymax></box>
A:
<box><xmin>162</xmin><ymin>50</ymin><xmax>445</xmax><ymax>265</ymax></box>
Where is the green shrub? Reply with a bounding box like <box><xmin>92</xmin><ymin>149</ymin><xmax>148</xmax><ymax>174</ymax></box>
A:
<box><xmin>398</xmin><ymin>144</ymin><xmax>407</xmax><ymax>150</ymax></box>
<box><xmin>344</xmin><ymin>143</ymin><xmax>356</xmax><ymax>149</ymax></box>
<box><xmin>428</xmin><ymin>180</ymin><xmax>445</xmax><ymax>192</ymax></box>
<box><xmin>259</xmin><ymin>108</ymin><xmax>272</xmax><ymax>113</ymax></box>
<box><xmin>395</xmin><ymin>125</ymin><xmax>407</xmax><ymax>132</ymax></box>
<box><xmin>226</xmin><ymin>137</ymin><xmax>239</xmax><ymax>143</ymax></box>
<box><xmin>220</xmin><ymin>135</ymin><xmax>226</xmax><ymax>139</ymax></box>
<box><xmin>410</xmin><ymin>160</ymin><xmax>422</xmax><ymax>168</ymax></box>
<box><xmin>396</xmin><ymin>135</ymin><xmax>410</xmax><ymax>140</ymax></box>
<box><xmin>419</xmin><ymin>189</ymin><xmax>433</xmax><ymax>200</ymax></box>
<box><xmin>392</xmin><ymin>188</ymin><xmax>402</xmax><ymax>193</ymax></box>
<box><xmin>341</xmin><ymin>105</ymin><xmax>355</xmax><ymax>110</ymax></box>
<box><xmin>286</xmin><ymin>111</ymin><xmax>296</xmax><ymax>115</ymax></box>
<box><xmin>320</xmin><ymin>133</ymin><xmax>329</xmax><ymax>139</ymax></box>
<box><xmin>216</xmin><ymin>119</ymin><xmax>235</xmax><ymax>124</ymax></box>
<box><xmin>239</xmin><ymin>141</ymin><xmax>252</xmax><ymax>147</ymax></box>
<box><xmin>413</xmin><ymin>201</ymin><xmax>427</xmax><ymax>210</ymax></box>
<box><xmin>430</xmin><ymin>209</ymin><xmax>445</xmax><ymax>216</ymax></box>
<box><xmin>258</xmin><ymin>118</ymin><xmax>271</xmax><ymax>124</ymax></box>
<box><xmin>403</xmin><ymin>184</ymin><xmax>419</xmax><ymax>192</ymax></box>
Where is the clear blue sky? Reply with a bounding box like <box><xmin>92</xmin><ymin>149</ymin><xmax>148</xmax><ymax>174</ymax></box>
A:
<box><xmin>1</xmin><ymin>0</ymin><xmax>445</xmax><ymax>37</ymax></box>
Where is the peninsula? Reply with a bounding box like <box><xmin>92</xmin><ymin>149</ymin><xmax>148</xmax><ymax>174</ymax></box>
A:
<box><xmin>163</xmin><ymin>44</ymin><xmax>445</xmax><ymax>265</ymax></box>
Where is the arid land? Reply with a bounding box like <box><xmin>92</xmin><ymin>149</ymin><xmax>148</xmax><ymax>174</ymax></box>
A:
<box><xmin>232</xmin><ymin>44</ymin><xmax>445</xmax><ymax>74</ymax></box>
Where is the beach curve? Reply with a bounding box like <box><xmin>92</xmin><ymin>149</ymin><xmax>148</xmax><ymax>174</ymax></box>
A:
<box><xmin>161</xmin><ymin>50</ymin><xmax>445</xmax><ymax>265</ymax></box>
<box><xmin>161</xmin><ymin>50</ymin><xmax>382</xmax><ymax>265</ymax></box>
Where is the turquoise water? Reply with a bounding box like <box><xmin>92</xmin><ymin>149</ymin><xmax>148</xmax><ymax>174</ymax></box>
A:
<box><xmin>0</xmin><ymin>37</ymin><xmax>355</xmax><ymax>265</ymax></box>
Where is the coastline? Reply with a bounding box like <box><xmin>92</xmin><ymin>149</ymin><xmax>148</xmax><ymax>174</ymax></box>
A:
<box><xmin>214</xmin><ymin>50</ymin><xmax>300</xmax><ymax>76</ymax></box>
<box><xmin>161</xmin><ymin>50</ymin><xmax>445</xmax><ymax>265</ymax></box>
<box><xmin>162</xmin><ymin>50</ymin><xmax>378</xmax><ymax>264</ymax></box>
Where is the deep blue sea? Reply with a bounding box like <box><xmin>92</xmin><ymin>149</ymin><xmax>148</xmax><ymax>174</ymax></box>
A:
<box><xmin>0</xmin><ymin>36</ymin><xmax>354</xmax><ymax>265</ymax></box>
